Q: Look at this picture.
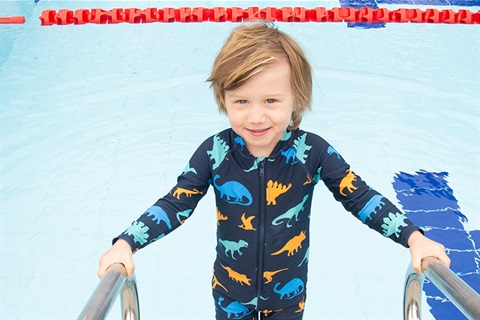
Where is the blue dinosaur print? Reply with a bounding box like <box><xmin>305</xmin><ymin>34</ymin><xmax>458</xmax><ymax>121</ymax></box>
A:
<box><xmin>124</xmin><ymin>221</ymin><xmax>149</xmax><ymax>245</ymax></box>
<box><xmin>182</xmin><ymin>162</ymin><xmax>197</xmax><ymax>175</ymax></box>
<box><xmin>217</xmin><ymin>297</ymin><xmax>254</xmax><ymax>319</ymax></box>
<box><xmin>381</xmin><ymin>211</ymin><xmax>408</xmax><ymax>238</ymax></box>
<box><xmin>274</xmin><ymin>278</ymin><xmax>305</xmax><ymax>300</ymax></box>
<box><xmin>213</xmin><ymin>174</ymin><xmax>253</xmax><ymax>206</ymax></box>
<box><xmin>327</xmin><ymin>146</ymin><xmax>341</xmax><ymax>160</ymax></box>
<box><xmin>145</xmin><ymin>206</ymin><xmax>172</xmax><ymax>230</ymax></box>
<box><xmin>207</xmin><ymin>134</ymin><xmax>230</xmax><ymax>170</ymax></box>
<box><xmin>218</xmin><ymin>238</ymin><xmax>249</xmax><ymax>260</ymax></box>
<box><xmin>234</xmin><ymin>136</ymin><xmax>245</xmax><ymax>151</ymax></box>
<box><xmin>357</xmin><ymin>195</ymin><xmax>386</xmax><ymax>223</ymax></box>
<box><xmin>281</xmin><ymin>147</ymin><xmax>298</xmax><ymax>165</ymax></box>
<box><xmin>280</xmin><ymin>130</ymin><xmax>292</xmax><ymax>141</ymax></box>
<box><xmin>244</xmin><ymin>156</ymin><xmax>265</xmax><ymax>173</ymax></box>
<box><xmin>293</xmin><ymin>133</ymin><xmax>312</xmax><ymax>164</ymax></box>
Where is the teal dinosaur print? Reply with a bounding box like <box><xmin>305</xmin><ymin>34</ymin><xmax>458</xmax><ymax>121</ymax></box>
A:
<box><xmin>182</xmin><ymin>162</ymin><xmax>197</xmax><ymax>175</ymax></box>
<box><xmin>176</xmin><ymin>209</ymin><xmax>193</xmax><ymax>223</ymax></box>
<box><xmin>382</xmin><ymin>211</ymin><xmax>409</xmax><ymax>238</ymax></box>
<box><xmin>150</xmin><ymin>233</ymin><xmax>165</xmax><ymax>243</ymax></box>
<box><xmin>293</xmin><ymin>133</ymin><xmax>312</xmax><ymax>164</ymax></box>
<box><xmin>313</xmin><ymin>166</ymin><xmax>322</xmax><ymax>183</ymax></box>
<box><xmin>280</xmin><ymin>130</ymin><xmax>292</xmax><ymax>141</ymax></box>
<box><xmin>272</xmin><ymin>195</ymin><xmax>309</xmax><ymax>227</ymax></box>
<box><xmin>242</xmin><ymin>296</ymin><xmax>268</xmax><ymax>307</ymax></box>
<box><xmin>124</xmin><ymin>221</ymin><xmax>149</xmax><ymax>245</ymax></box>
<box><xmin>298</xmin><ymin>247</ymin><xmax>309</xmax><ymax>267</ymax></box>
<box><xmin>244</xmin><ymin>156</ymin><xmax>265</xmax><ymax>173</ymax></box>
<box><xmin>207</xmin><ymin>134</ymin><xmax>230</xmax><ymax>170</ymax></box>
<box><xmin>218</xmin><ymin>238</ymin><xmax>249</xmax><ymax>260</ymax></box>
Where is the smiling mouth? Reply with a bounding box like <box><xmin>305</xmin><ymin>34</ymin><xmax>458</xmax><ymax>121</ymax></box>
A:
<box><xmin>247</xmin><ymin>128</ymin><xmax>271</xmax><ymax>136</ymax></box>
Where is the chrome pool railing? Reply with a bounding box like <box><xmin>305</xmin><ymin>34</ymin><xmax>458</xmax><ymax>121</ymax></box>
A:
<box><xmin>404</xmin><ymin>256</ymin><xmax>480</xmax><ymax>320</ymax></box>
<box><xmin>78</xmin><ymin>263</ymin><xmax>140</xmax><ymax>320</ymax></box>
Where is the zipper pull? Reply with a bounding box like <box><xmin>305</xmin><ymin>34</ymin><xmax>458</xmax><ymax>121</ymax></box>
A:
<box><xmin>259</xmin><ymin>160</ymin><xmax>265</xmax><ymax>177</ymax></box>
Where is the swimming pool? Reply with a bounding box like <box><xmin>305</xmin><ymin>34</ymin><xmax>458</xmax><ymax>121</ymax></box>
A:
<box><xmin>1</xmin><ymin>0</ymin><xmax>479</xmax><ymax>319</ymax></box>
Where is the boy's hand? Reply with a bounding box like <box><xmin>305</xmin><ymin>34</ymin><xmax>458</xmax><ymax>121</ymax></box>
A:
<box><xmin>97</xmin><ymin>239</ymin><xmax>135</xmax><ymax>279</ymax></box>
<box><xmin>408</xmin><ymin>230</ymin><xmax>450</xmax><ymax>274</ymax></box>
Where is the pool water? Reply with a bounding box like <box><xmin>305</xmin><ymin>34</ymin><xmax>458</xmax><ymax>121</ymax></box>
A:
<box><xmin>1</xmin><ymin>1</ymin><xmax>479</xmax><ymax>319</ymax></box>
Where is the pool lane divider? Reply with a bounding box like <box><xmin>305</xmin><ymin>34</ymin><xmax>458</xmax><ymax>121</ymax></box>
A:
<box><xmin>38</xmin><ymin>7</ymin><xmax>480</xmax><ymax>25</ymax></box>
<box><xmin>0</xmin><ymin>16</ymin><xmax>26</xmax><ymax>24</ymax></box>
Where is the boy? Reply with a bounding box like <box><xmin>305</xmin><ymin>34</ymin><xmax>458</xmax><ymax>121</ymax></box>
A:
<box><xmin>98</xmin><ymin>22</ymin><xmax>450</xmax><ymax>319</ymax></box>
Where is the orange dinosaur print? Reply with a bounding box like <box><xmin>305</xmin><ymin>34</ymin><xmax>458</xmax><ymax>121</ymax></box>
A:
<box><xmin>266</xmin><ymin>180</ymin><xmax>292</xmax><ymax>205</ymax></box>
<box><xmin>172</xmin><ymin>187</ymin><xmax>203</xmax><ymax>200</ymax></box>
<box><xmin>339</xmin><ymin>169</ymin><xmax>358</xmax><ymax>196</ymax></box>
<box><xmin>295</xmin><ymin>297</ymin><xmax>305</xmax><ymax>313</ymax></box>
<box><xmin>271</xmin><ymin>231</ymin><xmax>306</xmax><ymax>257</ymax></box>
<box><xmin>263</xmin><ymin>268</ymin><xmax>288</xmax><ymax>284</ymax></box>
<box><xmin>303</xmin><ymin>175</ymin><xmax>312</xmax><ymax>185</ymax></box>
<box><xmin>212</xmin><ymin>273</ymin><xmax>228</xmax><ymax>292</ymax></box>
<box><xmin>261</xmin><ymin>309</ymin><xmax>283</xmax><ymax>317</ymax></box>
<box><xmin>221</xmin><ymin>264</ymin><xmax>251</xmax><ymax>286</ymax></box>
<box><xmin>216</xmin><ymin>207</ymin><xmax>228</xmax><ymax>226</ymax></box>
<box><xmin>238</xmin><ymin>213</ymin><xmax>256</xmax><ymax>231</ymax></box>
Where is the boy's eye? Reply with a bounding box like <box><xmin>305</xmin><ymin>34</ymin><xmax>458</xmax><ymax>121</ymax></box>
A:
<box><xmin>266</xmin><ymin>99</ymin><xmax>277</xmax><ymax>104</ymax></box>
<box><xmin>237</xmin><ymin>99</ymin><xmax>247</xmax><ymax>104</ymax></box>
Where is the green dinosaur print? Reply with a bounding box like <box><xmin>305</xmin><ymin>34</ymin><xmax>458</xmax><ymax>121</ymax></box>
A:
<box><xmin>244</xmin><ymin>156</ymin><xmax>265</xmax><ymax>173</ymax></box>
<box><xmin>293</xmin><ymin>133</ymin><xmax>312</xmax><ymax>164</ymax></box>
<box><xmin>313</xmin><ymin>166</ymin><xmax>322</xmax><ymax>183</ymax></box>
<box><xmin>207</xmin><ymin>134</ymin><xmax>230</xmax><ymax>170</ymax></box>
<box><xmin>382</xmin><ymin>212</ymin><xmax>409</xmax><ymax>238</ymax></box>
<box><xmin>182</xmin><ymin>162</ymin><xmax>197</xmax><ymax>175</ymax></box>
<box><xmin>124</xmin><ymin>221</ymin><xmax>149</xmax><ymax>245</ymax></box>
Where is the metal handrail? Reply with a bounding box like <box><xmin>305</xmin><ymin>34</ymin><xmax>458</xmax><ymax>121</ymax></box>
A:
<box><xmin>404</xmin><ymin>256</ymin><xmax>480</xmax><ymax>320</ymax></box>
<box><xmin>78</xmin><ymin>263</ymin><xmax>140</xmax><ymax>320</ymax></box>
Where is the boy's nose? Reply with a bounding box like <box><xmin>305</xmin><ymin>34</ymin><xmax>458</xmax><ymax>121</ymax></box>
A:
<box><xmin>248</xmin><ymin>104</ymin><xmax>266</xmax><ymax>124</ymax></box>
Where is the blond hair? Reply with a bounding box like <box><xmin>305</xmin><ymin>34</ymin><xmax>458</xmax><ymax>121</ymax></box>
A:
<box><xmin>207</xmin><ymin>22</ymin><xmax>312</xmax><ymax>130</ymax></box>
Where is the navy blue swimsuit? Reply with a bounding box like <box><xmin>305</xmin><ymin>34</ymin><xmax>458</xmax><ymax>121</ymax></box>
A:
<box><xmin>115</xmin><ymin>128</ymin><xmax>419</xmax><ymax>317</ymax></box>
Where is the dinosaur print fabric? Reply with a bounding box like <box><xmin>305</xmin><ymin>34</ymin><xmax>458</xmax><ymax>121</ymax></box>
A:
<box><xmin>115</xmin><ymin>128</ymin><xmax>419</xmax><ymax>317</ymax></box>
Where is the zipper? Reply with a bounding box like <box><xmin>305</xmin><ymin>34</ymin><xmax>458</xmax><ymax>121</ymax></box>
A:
<box><xmin>256</xmin><ymin>159</ymin><xmax>266</xmax><ymax>301</ymax></box>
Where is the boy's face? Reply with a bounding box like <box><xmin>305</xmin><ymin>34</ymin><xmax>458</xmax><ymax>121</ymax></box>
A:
<box><xmin>224</xmin><ymin>59</ymin><xmax>294</xmax><ymax>158</ymax></box>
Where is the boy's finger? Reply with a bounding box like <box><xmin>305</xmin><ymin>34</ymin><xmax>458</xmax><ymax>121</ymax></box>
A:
<box><xmin>411</xmin><ymin>256</ymin><xmax>422</xmax><ymax>274</ymax></box>
<box><xmin>439</xmin><ymin>253</ymin><xmax>451</xmax><ymax>268</ymax></box>
<box><xmin>97</xmin><ymin>266</ymin><xmax>106</xmax><ymax>279</ymax></box>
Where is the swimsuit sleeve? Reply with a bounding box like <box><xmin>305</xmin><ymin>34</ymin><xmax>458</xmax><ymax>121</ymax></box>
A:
<box><xmin>315</xmin><ymin>137</ymin><xmax>420</xmax><ymax>248</ymax></box>
<box><xmin>114</xmin><ymin>138</ymin><xmax>212</xmax><ymax>252</ymax></box>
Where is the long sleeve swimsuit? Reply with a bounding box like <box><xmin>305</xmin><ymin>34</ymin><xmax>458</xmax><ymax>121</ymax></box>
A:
<box><xmin>115</xmin><ymin>128</ymin><xmax>419</xmax><ymax>313</ymax></box>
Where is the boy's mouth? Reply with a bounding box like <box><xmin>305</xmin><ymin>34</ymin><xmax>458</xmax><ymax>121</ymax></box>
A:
<box><xmin>247</xmin><ymin>127</ymin><xmax>271</xmax><ymax>136</ymax></box>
